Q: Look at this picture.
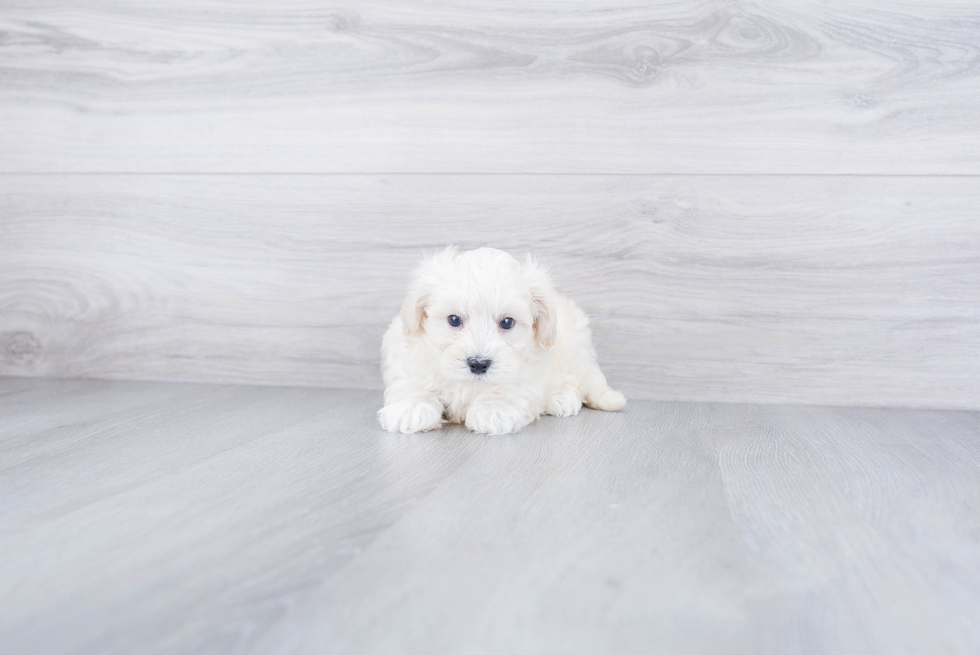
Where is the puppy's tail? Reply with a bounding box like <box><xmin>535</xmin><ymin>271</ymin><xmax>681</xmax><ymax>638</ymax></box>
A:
<box><xmin>584</xmin><ymin>385</ymin><xmax>627</xmax><ymax>412</ymax></box>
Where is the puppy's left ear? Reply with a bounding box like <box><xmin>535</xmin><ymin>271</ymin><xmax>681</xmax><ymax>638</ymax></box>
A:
<box><xmin>525</xmin><ymin>255</ymin><xmax>557</xmax><ymax>349</ymax></box>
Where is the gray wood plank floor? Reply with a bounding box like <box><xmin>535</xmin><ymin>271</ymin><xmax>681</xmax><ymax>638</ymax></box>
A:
<box><xmin>4</xmin><ymin>174</ymin><xmax>978</xmax><ymax>409</ymax></box>
<box><xmin>2</xmin><ymin>1</ymin><xmax>978</xmax><ymax>173</ymax></box>
<box><xmin>2</xmin><ymin>377</ymin><xmax>978</xmax><ymax>654</ymax></box>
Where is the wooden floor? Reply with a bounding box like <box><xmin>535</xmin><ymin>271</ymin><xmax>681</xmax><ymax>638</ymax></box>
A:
<box><xmin>2</xmin><ymin>377</ymin><xmax>978</xmax><ymax>654</ymax></box>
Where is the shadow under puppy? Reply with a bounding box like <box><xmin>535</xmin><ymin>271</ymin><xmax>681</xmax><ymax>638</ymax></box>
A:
<box><xmin>379</xmin><ymin>246</ymin><xmax>626</xmax><ymax>434</ymax></box>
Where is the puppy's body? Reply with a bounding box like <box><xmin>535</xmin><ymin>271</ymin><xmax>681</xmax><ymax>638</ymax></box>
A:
<box><xmin>379</xmin><ymin>247</ymin><xmax>625</xmax><ymax>434</ymax></box>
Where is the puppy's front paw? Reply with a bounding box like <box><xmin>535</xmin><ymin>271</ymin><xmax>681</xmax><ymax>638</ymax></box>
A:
<box><xmin>547</xmin><ymin>387</ymin><xmax>582</xmax><ymax>417</ymax></box>
<box><xmin>465</xmin><ymin>402</ymin><xmax>529</xmax><ymax>435</ymax></box>
<box><xmin>378</xmin><ymin>400</ymin><xmax>444</xmax><ymax>433</ymax></box>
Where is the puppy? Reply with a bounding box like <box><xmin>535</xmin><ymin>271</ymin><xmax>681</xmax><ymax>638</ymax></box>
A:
<box><xmin>378</xmin><ymin>246</ymin><xmax>626</xmax><ymax>435</ymax></box>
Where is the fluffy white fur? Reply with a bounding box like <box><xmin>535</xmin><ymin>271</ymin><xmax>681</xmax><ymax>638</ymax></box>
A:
<box><xmin>378</xmin><ymin>246</ymin><xmax>626</xmax><ymax>435</ymax></box>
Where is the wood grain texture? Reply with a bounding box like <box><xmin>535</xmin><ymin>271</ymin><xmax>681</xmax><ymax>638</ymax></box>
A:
<box><xmin>1</xmin><ymin>0</ymin><xmax>978</xmax><ymax>173</ymax></box>
<box><xmin>1</xmin><ymin>378</ymin><xmax>979</xmax><ymax>654</ymax></box>
<box><xmin>2</xmin><ymin>174</ymin><xmax>978</xmax><ymax>409</ymax></box>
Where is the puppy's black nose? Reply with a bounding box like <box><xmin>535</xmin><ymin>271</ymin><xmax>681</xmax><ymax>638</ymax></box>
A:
<box><xmin>467</xmin><ymin>357</ymin><xmax>492</xmax><ymax>375</ymax></box>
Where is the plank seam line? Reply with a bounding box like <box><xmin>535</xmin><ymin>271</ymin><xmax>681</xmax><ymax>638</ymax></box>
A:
<box><xmin>1</xmin><ymin>172</ymin><xmax>979</xmax><ymax>178</ymax></box>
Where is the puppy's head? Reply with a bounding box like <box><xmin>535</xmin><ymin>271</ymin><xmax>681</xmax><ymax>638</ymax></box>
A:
<box><xmin>400</xmin><ymin>246</ymin><xmax>556</xmax><ymax>383</ymax></box>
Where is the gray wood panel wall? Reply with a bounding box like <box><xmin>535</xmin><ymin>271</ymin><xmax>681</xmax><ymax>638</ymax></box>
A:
<box><xmin>2</xmin><ymin>0</ymin><xmax>979</xmax><ymax>174</ymax></box>
<box><xmin>1</xmin><ymin>1</ymin><xmax>978</xmax><ymax>408</ymax></box>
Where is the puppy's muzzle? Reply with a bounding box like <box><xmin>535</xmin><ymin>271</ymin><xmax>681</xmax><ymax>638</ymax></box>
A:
<box><xmin>467</xmin><ymin>357</ymin><xmax>492</xmax><ymax>375</ymax></box>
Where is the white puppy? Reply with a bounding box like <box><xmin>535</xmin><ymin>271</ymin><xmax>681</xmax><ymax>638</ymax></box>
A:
<box><xmin>378</xmin><ymin>246</ymin><xmax>626</xmax><ymax>435</ymax></box>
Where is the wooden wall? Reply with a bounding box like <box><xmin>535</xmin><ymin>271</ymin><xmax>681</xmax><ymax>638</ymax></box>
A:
<box><xmin>1</xmin><ymin>1</ymin><xmax>978</xmax><ymax>408</ymax></box>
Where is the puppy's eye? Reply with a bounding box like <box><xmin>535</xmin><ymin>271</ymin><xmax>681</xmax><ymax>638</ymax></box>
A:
<box><xmin>448</xmin><ymin>315</ymin><xmax>462</xmax><ymax>327</ymax></box>
<box><xmin>499</xmin><ymin>317</ymin><xmax>515</xmax><ymax>330</ymax></box>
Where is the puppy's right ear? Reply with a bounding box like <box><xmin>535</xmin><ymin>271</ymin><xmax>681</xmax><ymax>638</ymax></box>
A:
<box><xmin>399</xmin><ymin>282</ymin><xmax>427</xmax><ymax>336</ymax></box>
<box><xmin>400</xmin><ymin>245</ymin><xmax>458</xmax><ymax>336</ymax></box>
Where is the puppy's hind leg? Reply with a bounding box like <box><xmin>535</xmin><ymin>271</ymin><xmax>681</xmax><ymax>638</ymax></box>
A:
<box><xmin>580</xmin><ymin>364</ymin><xmax>626</xmax><ymax>412</ymax></box>
<box><xmin>584</xmin><ymin>385</ymin><xmax>626</xmax><ymax>412</ymax></box>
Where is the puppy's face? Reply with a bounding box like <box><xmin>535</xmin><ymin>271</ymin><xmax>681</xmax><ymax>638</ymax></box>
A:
<box><xmin>400</xmin><ymin>247</ymin><xmax>556</xmax><ymax>385</ymax></box>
